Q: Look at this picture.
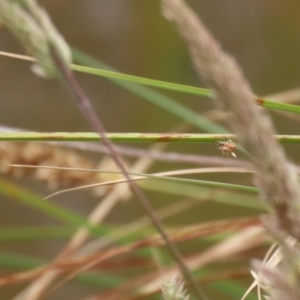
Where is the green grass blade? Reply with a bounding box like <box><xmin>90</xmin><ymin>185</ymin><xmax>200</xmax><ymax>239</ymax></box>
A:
<box><xmin>3</xmin><ymin>163</ymin><xmax>262</xmax><ymax>208</ymax></box>
<box><xmin>1</xmin><ymin>132</ymin><xmax>300</xmax><ymax>143</ymax></box>
<box><xmin>151</xmin><ymin>176</ymin><xmax>258</xmax><ymax>193</ymax></box>
<box><xmin>72</xmin><ymin>48</ymin><xmax>227</xmax><ymax>133</ymax></box>
<box><xmin>71</xmin><ymin>64</ymin><xmax>213</xmax><ymax>98</ymax></box>
<box><xmin>141</xmin><ymin>179</ymin><xmax>264</xmax><ymax>210</ymax></box>
<box><xmin>0</xmin><ymin>132</ymin><xmax>234</xmax><ymax>142</ymax></box>
<box><xmin>72</xmin><ymin>49</ymin><xmax>300</xmax><ymax>116</ymax></box>
<box><xmin>9</xmin><ymin>165</ymin><xmax>259</xmax><ymax>200</ymax></box>
<box><xmin>257</xmin><ymin>97</ymin><xmax>300</xmax><ymax>114</ymax></box>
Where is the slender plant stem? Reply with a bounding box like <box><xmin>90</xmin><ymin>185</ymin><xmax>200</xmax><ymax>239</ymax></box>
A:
<box><xmin>0</xmin><ymin>132</ymin><xmax>300</xmax><ymax>143</ymax></box>
<box><xmin>50</xmin><ymin>47</ymin><xmax>207</xmax><ymax>300</ymax></box>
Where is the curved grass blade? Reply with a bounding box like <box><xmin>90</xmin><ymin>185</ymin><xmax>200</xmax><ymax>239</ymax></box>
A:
<box><xmin>9</xmin><ymin>163</ymin><xmax>263</xmax><ymax>209</ymax></box>
<box><xmin>141</xmin><ymin>179</ymin><xmax>263</xmax><ymax>210</ymax></box>
<box><xmin>0</xmin><ymin>50</ymin><xmax>299</xmax><ymax>117</ymax></box>
<box><xmin>72</xmin><ymin>49</ymin><xmax>300</xmax><ymax>116</ymax></box>
<box><xmin>72</xmin><ymin>48</ymin><xmax>227</xmax><ymax>134</ymax></box>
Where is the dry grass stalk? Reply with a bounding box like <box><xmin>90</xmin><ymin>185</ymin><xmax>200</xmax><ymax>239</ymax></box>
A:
<box><xmin>0</xmin><ymin>216</ymin><xmax>260</xmax><ymax>288</ymax></box>
<box><xmin>162</xmin><ymin>0</ymin><xmax>300</xmax><ymax>299</ymax></box>
<box><xmin>14</xmin><ymin>138</ymin><xmax>171</xmax><ymax>300</ymax></box>
<box><xmin>84</xmin><ymin>226</ymin><xmax>266</xmax><ymax>300</ymax></box>
<box><xmin>78</xmin><ymin>198</ymin><xmax>203</xmax><ymax>255</ymax></box>
<box><xmin>138</xmin><ymin>226</ymin><xmax>266</xmax><ymax>296</ymax></box>
<box><xmin>162</xmin><ymin>0</ymin><xmax>300</xmax><ymax>240</ymax></box>
<box><xmin>48</xmin><ymin>202</ymin><xmax>260</xmax><ymax>298</ymax></box>
<box><xmin>43</xmin><ymin>165</ymin><xmax>253</xmax><ymax>201</ymax></box>
<box><xmin>83</xmin><ymin>226</ymin><xmax>267</xmax><ymax>300</ymax></box>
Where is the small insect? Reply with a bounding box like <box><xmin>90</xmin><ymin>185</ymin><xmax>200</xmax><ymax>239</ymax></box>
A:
<box><xmin>218</xmin><ymin>139</ymin><xmax>237</xmax><ymax>158</ymax></box>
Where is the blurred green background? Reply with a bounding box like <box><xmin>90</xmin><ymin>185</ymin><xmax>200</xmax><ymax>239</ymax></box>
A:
<box><xmin>0</xmin><ymin>0</ymin><xmax>300</xmax><ymax>299</ymax></box>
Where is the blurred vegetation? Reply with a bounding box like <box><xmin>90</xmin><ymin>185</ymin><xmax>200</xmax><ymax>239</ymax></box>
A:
<box><xmin>1</xmin><ymin>1</ymin><xmax>300</xmax><ymax>300</ymax></box>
